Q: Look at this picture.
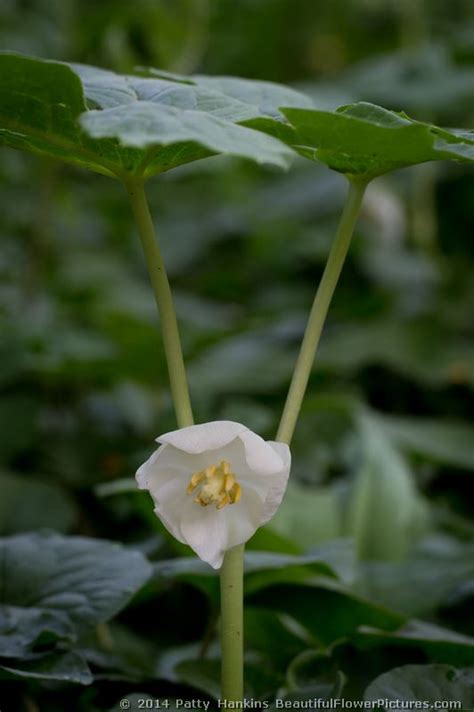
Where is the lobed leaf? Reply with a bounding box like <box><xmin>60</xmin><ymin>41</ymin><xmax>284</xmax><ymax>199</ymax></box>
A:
<box><xmin>269</xmin><ymin>101</ymin><xmax>474</xmax><ymax>180</ymax></box>
<box><xmin>0</xmin><ymin>52</ymin><xmax>294</xmax><ymax>180</ymax></box>
<box><xmin>144</xmin><ymin>66</ymin><xmax>315</xmax><ymax>119</ymax></box>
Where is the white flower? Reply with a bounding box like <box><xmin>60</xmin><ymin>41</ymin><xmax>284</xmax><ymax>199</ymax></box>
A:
<box><xmin>136</xmin><ymin>420</ymin><xmax>291</xmax><ymax>568</ymax></box>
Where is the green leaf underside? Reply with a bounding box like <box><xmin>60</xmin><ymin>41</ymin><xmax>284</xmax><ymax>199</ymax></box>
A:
<box><xmin>0</xmin><ymin>52</ymin><xmax>293</xmax><ymax>179</ymax></box>
<box><xmin>280</xmin><ymin>102</ymin><xmax>474</xmax><ymax>179</ymax></box>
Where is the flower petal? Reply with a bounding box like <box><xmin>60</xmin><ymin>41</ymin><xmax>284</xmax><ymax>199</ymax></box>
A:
<box><xmin>136</xmin><ymin>442</ymin><xmax>219</xmax><ymax>493</ymax></box>
<box><xmin>224</xmin><ymin>488</ymin><xmax>265</xmax><ymax>543</ymax></box>
<box><xmin>237</xmin><ymin>430</ymin><xmax>284</xmax><ymax>475</ymax></box>
<box><xmin>179</xmin><ymin>486</ymin><xmax>265</xmax><ymax>569</ymax></box>
<box><xmin>260</xmin><ymin>441</ymin><xmax>291</xmax><ymax>524</ymax></box>
<box><xmin>179</xmin><ymin>499</ymin><xmax>229</xmax><ymax>568</ymax></box>
<box><xmin>151</xmin><ymin>478</ymin><xmax>188</xmax><ymax>544</ymax></box>
<box><xmin>157</xmin><ymin>420</ymin><xmax>247</xmax><ymax>454</ymax></box>
<box><xmin>136</xmin><ymin>443</ymin><xmax>184</xmax><ymax>490</ymax></box>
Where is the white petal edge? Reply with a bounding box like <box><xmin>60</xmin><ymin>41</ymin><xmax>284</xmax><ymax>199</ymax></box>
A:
<box><xmin>151</xmin><ymin>478</ymin><xmax>189</xmax><ymax>544</ymax></box>
<box><xmin>157</xmin><ymin>420</ymin><xmax>248</xmax><ymax>454</ymax></box>
<box><xmin>260</xmin><ymin>441</ymin><xmax>291</xmax><ymax>525</ymax></box>
<box><xmin>136</xmin><ymin>444</ymin><xmax>167</xmax><ymax>489</ymax></box>
<box><xmin>237</xmin><ymin>430</ymin><xmax>285</xmax><ymax>475</ymax></box>
<box><xmin>135</xmin><ymin>443</ymin><xmax>191</xmax><ymax>490</ymax></box>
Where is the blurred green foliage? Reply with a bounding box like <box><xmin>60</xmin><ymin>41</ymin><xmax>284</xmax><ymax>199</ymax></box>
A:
<box><xmin>1</xmin><ymin>0</ymin><xmax>474</xmax><ymax>709</ymax></box>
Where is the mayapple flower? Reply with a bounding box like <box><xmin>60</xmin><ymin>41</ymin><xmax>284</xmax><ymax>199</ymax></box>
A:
<box><xmin>136</xmin><ymin>421</ymin><xmax>291</xmax><ymax>568</ymax></box>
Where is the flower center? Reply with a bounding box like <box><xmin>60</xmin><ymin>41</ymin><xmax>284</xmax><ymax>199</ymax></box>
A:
<box><xmin>186</xmin><ymin>460</ymin><xmax>242</xmax><ymax>510</ymax></box>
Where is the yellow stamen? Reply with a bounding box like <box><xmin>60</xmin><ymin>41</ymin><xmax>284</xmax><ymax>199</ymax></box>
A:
<box><xmin>186</xmin><ymin>470</ymin><xmax>205</xmax><ymax>494</ymax></box>
<box><xmin>224</xmin><ymin>473</ymin><xmax>235</xmax><ymax>492</ymax></box>
<box><xmin>216</xmin><ymin>493</ymin><xmax>231</xmax><ymax>510</ymax></box>
<box><xmin>230</xmin><ymin>483</ymin><xmax>241</xmax><ymax>503</ymax></box>
<box><xmin>186</xmin><ymin>460</ymin><xmax>242</xmax><ymax>510</ymax></box>
<box><xmin>221</xmin><ymin>461</ymin><xmax>231</xmax><ymax>475</ymax></box>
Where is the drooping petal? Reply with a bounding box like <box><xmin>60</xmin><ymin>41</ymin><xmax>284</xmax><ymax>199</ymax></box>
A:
<box><xmin>136</xmin><ymin>443</ymin><xmax>185</xmax><ymax>490</ymax></box>
<box><xmin>268</xmin><ymin>440</ymin><xmax>291</xmax><ymax>468</ymax></box>
<box><xmin>179</xmin><ymin>486</ymin><xmax>265</xmax><ymax>568</ymax></box>
<box><xmin>179</xmin><ymin>498</ymin><xmax>230</xmax><ymax>568</ymax></box>
<box><xmin>158</xmin><ymin>420</ymin><xmax>247</xmax><ymax>454</ymax></box>
<box><xmin>154</xmin><ymin>506</ymin><xmax>187</xmax><ymax>545</ymax></box>
<box><xmin>237</xmin><ymin>430</ymin><xmax>285</xmax><ymax>475</ymax></box>
<box><xmin>260</xmin><ymin>441</ymin><xmax>291</xmax><ymax>525</ymax></box>
<box><xmin>151</xmin><ymin>478</ymin><xmax>188</xmax><ymax>544</ymax></box>
<box><xmin>136</xmin><ymin>442</ymin><xmax>215</xmax><ymax>492</ymax></box>
<box><xmin>224</xmin><ymin>487</ymin><xmax>265</xmax><ymax>543</ymax></box>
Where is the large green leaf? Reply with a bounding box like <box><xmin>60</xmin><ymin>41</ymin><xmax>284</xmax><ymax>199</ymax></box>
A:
<box><xmin>151</xmin><ymin>543</ymin><xmax>354</xmax><ymax>612</ymax></box>
<box><xmin>345</xmin><ymin>412</ymin><xmax>429</xmax><ymax>561</ymax></box>
<box><xmin>355</xmin><ymin>620</ymin><xmax>474</xmax><ymax>666</ymax></box>
<box><xmin>0</xmin><ymin>532</ymin><xmax>152</xmax><ymax>665</ymax></box>
<box><xmin>152</xmin><ymin>545</ymin><xmax>349</xmax><ymax>605</ymax></box>
<box><xmin>145</xmin><ymin>67</ymin><xmax>314</xmax><ymax>118</ymax></box>
<box><xmin>154</xmin><ymin>541</ymin><xmax>352</xmax><ymax>581</ymax></box>
<box><xmin>358</xmin><ymin>539</ymin><xmax>474</xmax><ymax>616</ymax></box>
<box><xmin>246</xmin><ymin>578</ymin><xmax>405</xmax><ymax>645</ymax></box>
<box><xmin>0</xmin><ymin>606</ymin><xmax>73</xmax><ymax>659</ymax></box>
<box><xmin>270</xmin><ymin>102</ymin><xmax>474</xmax><ymax>180</ymax></box>
<box><xmin>364</xmin><ymin>664</ymin><xmax>474</xmax><ymax>710</ymax></box>
<box><xmin>0</xmin><ymin>52</ymin><xmax>293</xmax><ymax>179</ymax></box>
<box><xmin>0</xmin><ymin>650</ymin><xmax>92</xmax><ymax>685</ymax></box>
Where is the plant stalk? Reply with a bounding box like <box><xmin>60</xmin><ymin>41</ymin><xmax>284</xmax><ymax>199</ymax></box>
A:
<box><xmin>220</xmin><ymin>543</ymin><xmax>244</xmax><ymax>702</ymax></box>
<box><xmin>277</xmin><ymin>179</ymin><xmax>367</xmax><ymax>445</ymax></box>
<box><xmin>125</xmin><ymin>178</ymin><xmax>194</xmax><ymax>428</ymax></box>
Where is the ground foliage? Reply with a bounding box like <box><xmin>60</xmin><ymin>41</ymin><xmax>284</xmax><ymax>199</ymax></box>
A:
<box><xmin>1</xmin><ymin>1</ymin><xmax>474</xmax><ymax>709</ymax></box>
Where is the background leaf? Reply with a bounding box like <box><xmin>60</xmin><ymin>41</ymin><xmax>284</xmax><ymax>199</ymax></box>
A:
<box><xmin>0</xmin><ymin>532</ymin><xmax>151</xmax><ymax>675</ymax></box>
<box><xmin>364</xmin><ymin>664</ymin><xmax>474</xmax><ymax>709</ymax></box>
<box><xmin>345</xmin><ymin>412</ymin><xmax>429</xmax><ymax>561</ymax></box>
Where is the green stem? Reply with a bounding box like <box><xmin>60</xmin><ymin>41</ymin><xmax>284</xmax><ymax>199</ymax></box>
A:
<box><xmin>125</xmin><ymin>178</ymin><xmax>194</xmax><ymax>428</ymax></box>
<box><xmin>277</xmin><ymin>179</ymin><xmax>367</xmax><ymax>445</ymax></box>
<box><xmin>220</xmin><ymin>543</ymin><xmax>244</xmax><ymax>702</ymax></box>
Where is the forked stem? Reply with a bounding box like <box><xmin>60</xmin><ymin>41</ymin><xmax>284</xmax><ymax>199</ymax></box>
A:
<box><xmin>125</xmin><ymin>178</ymin><xmax>194</xmax><ymax>428</ymax></box>
<box><xmin>277</xmin><ymin>179</ymin><xmax>367</xmax><ymax>445</ymax></box>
